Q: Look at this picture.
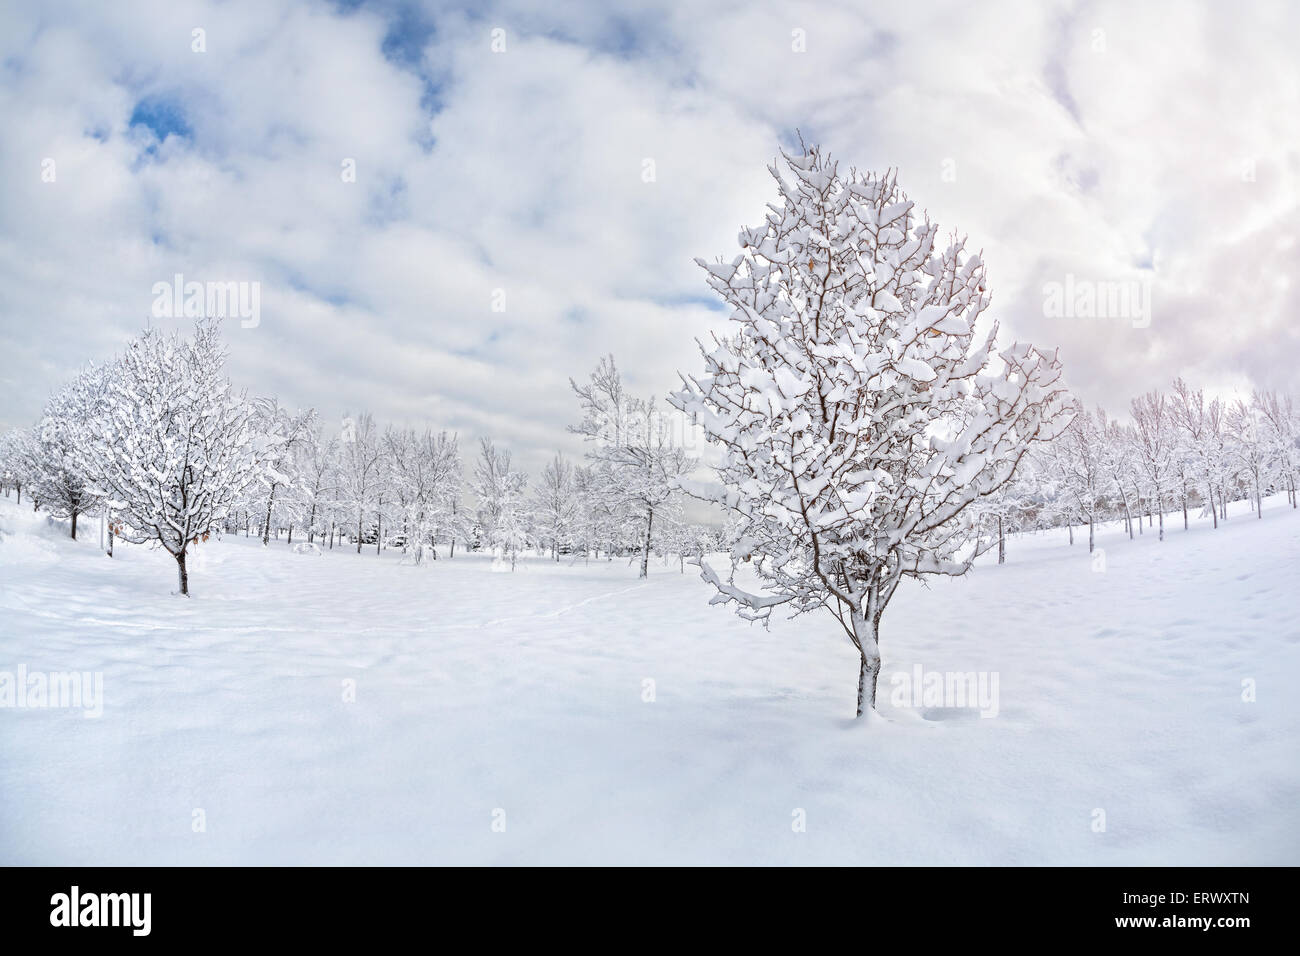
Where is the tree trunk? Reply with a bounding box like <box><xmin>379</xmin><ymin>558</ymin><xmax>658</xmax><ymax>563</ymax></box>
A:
<box><xmin>357</xmin><ymin>514</ymin><xmax>363</xmax><ymax>554</ymax></box>
<box><xmin>997</xmin><ymin>516</ymin><xmax>1005</xmax><ymax>564</ymax></box>
<box><xmin>175</xmin><ymin>551</ymin><xmax>189</xmax><ymax>596</ymax></box>
<box><xmin>70</xmin><ymin>509</ymin><xmax>78</xmax><ymax>540</ymax></box>
<box><xmin>853</xmin><ymin>613</ymin><xmax>881</xmax><ymax>718</ymax></box>
<box><xmin>1088</xmin><ymin>516</ymin><xmax>1094</xmax><ymax>553</ymax></box>
<box><xmin>287</xmin><ymin>524</ymin><xmax>293</xmax><ymax>545</ymax></box>
<box><xmin>262</xmin><ymin>485</ymin><xmax>276</xmax><ymax>546</ymax></box>
<box><xmin>640</xmin><ymin>507</ymin><xmax>654</xmax><ymax>579</ymax></box>
<box><xmin>1182</xmin><ymin>495</ymin><xmax>1188</xmax><ymax>530</ymax></box>
<box><xmin>1067</xmin><ymin>522</ymin><xmax>1073</xmax><ymax>545</ymax></box>
<box><xmin>376</xmin><ymin>514</ymin><xmax>381</xmax><ymax>554</ymax></box>
<box><xmin>1208</xmin><ymin>485</ymin><xmax>1217</xmax><ymax>528</ymax></box>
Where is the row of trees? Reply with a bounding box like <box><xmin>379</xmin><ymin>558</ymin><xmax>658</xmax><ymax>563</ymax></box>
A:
<box><xmin>0</xmin><ymin>326</ymin><xmax>711</xmax><ymax>594</ymax></box>
<box><xmin>982</xmin><ymin>382</ymin><xmax>1299</xmax><ymax>557</ymax></box>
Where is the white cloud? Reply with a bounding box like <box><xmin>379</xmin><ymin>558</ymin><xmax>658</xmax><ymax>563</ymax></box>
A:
<box><xmin>1</xmin><ymin>0</ymin><xmax>1296</xmax><ymax>476</ymax></box>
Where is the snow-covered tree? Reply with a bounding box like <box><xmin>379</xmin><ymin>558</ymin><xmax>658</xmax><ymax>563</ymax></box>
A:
<box><xmin>670</xmin><ymin>145</ymin><xmax>1071</xmax><ymax>717</ymax></box>
<box><xmin>24</xmin><ymin>370</ymin><xmax>106</xmax><ymax>539</ymax></box>
<box><xmin>570</xmin><ymin>463</ymin><xmax>611</xmax><ymax>560</ymax></box>
<box><xmin>252</xmin><ymin>399</ymin><xmax>315</xmax><ymax>545</ymax></box>
<box><xmin>74</xmin><ymin>322</ymin><xmax>260</xmax><ymax>595</ymax></box>
<box><xmin>1096</xmin><ymin>411</ymin><xmax>1141</xmax><ymax>537</ymax></box>
<box><xmin>472</xmin><ymin>438</ymin><xmax>530</xmax><ymax>569</ymax></box>
<box><xmin>1228</xmin><ymin>398</ymin><xmax>1269</xmax><ymax>519</ymax></box>
<box><xmin>972</xmin><ymin>462</ymin><xmax>1040</xmax><ymax>564</ymax></box>
<box><xmin>294</xmin><ymin>426</ymin><xmax>337</xmax><ymax>543</ymax></box>
<box><xmin>571</xmin><ymin>355</ymin><xmax>694</xmax><ymax>578</ymax></box>
<box><xmin>1050</xmin><ymin>405</ymin><xmax>1106</xmax><ymax>551</ymax></box>
<box><xmin>0</xmin><ymin>427</ymin><xmax>36</xmax><ymax>505</ymax></box>
<box><xmin>385</xmin><ymin>427</ymin><xmax>462</xmax><ymax>564</ymax></box>
<box><xmin>1130</xmin><ymin>391</ymin><xmax>1174</xmax><ymax>540</ymax></box>
<box><xmin>532</xmin><ymin>452</ymin><xmax>576</xmax><ymax>560</ymax></box>
<box><xmin>1255</xmin><ymin>389</ymin><xmax>1298</xmax><ymax>509</ymax></box>
<box><xmin>339</xmin><ymin>412</ymin><xmax>383</xmax><ymax>553</ymax></box>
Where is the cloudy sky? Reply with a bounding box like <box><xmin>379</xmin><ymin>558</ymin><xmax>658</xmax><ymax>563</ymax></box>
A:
<box><xmin>1</xmin><ymin>0</ymin><xmax>1296</xmax><ymax>473</ymax></box>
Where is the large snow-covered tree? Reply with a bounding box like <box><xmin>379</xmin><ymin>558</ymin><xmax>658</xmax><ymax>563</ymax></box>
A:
<box><xmin>75</xmin><ymin>322</ymin><xmax>260</xmax><ymax>595</ymax></box>
<box><xmin>670</xmin><ymin>145</ymin><xmax>1071</xmax><ymax>717</ymax></box>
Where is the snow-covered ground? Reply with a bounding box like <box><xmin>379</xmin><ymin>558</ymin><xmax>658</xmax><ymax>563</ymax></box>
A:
<box><xmin>1</xmin><ymin>494</ymin><xmax>1297</xmax><ymax>865</ymax></box>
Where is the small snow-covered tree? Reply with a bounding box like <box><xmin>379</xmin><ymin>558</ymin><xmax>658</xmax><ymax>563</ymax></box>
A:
<box><xmin>972</xmin><ymin>463</ymin><xmax>1039</xmax><ymax>564</ymax></box>
<box><xmin>75</xmin><ymin>322</ymin><xmax>260</xmax><ymax>595</ymax></box>
<box><xmin>1096</xmin><ymin>411</ymin><xmax>1140</xmax><ymax>537</ymax></box>
<box><xmin>1051</xmin><ymin>405</ymin><xmax>1106</xmax><ymax>551</ymax></box>
<box><xmin>670</xmin><ymin>145</ymin><xmax>1071</xmax><ymax>717</ymax></box>
<box><xmin>532</xmin><ymin>452</ymin><xmax>576</xmax><ymax>560</ymax></box>
<box><xmin>294</xmin><ymin>427</ymin><xmax>337</xmax><ymax>543</ymax></box>
<box><xmin>1130</xmin><ymin>391</ymin><xmax>1174</xmax><ymax>539</ymax></box>
<box><xmin>0</xmin><ymin>427</ymin><xmax>37</xmax><ymax>506</ymax></box>
<box><xmin>25</xmin><ymin>370</ymin><xmax>105</xmax><ymax>539</ymax></box>
<box><xmin>570</xmin><ymin>463</ymin><xmax>612</xmax><ymax>560</ymax></box>
<box><xmin>385</xmin><ymin>427</ymin><xmax>462</xmax><ymax>564</ymax></box>
<box><xmin>571</xmin><ymin>355</ymin><xmax>694</xmax><ymax>578</ymax></box>
<box><xmin>339</xmin><ymin>412</ymin><xmax>383</xmax><ymax>553</ymax></box>
<box><xmin>253</xmin><ymin>399</ymin><xmax>315</xmax><ymax>545</ymax></box>
<box><xmin>472</xmin><ymin>438</ymin><xmax>530</xmax><ymax>569</ymax></box>
<box><xmin>1229</xmin><ymin>398</ymin><xmax>1269</xmax><ymax>519</ymax></box>
<box><xmin>1255</xmin><ymin>389</ymin><xmax>1298</xmax><ymax>509</ymax></box>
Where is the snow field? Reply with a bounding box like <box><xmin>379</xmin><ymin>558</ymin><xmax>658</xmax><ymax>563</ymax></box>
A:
<box><xmin>1</xmin><ymin>493</ymin><xmax>1297</xmax><ymax>864</ymax></box>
